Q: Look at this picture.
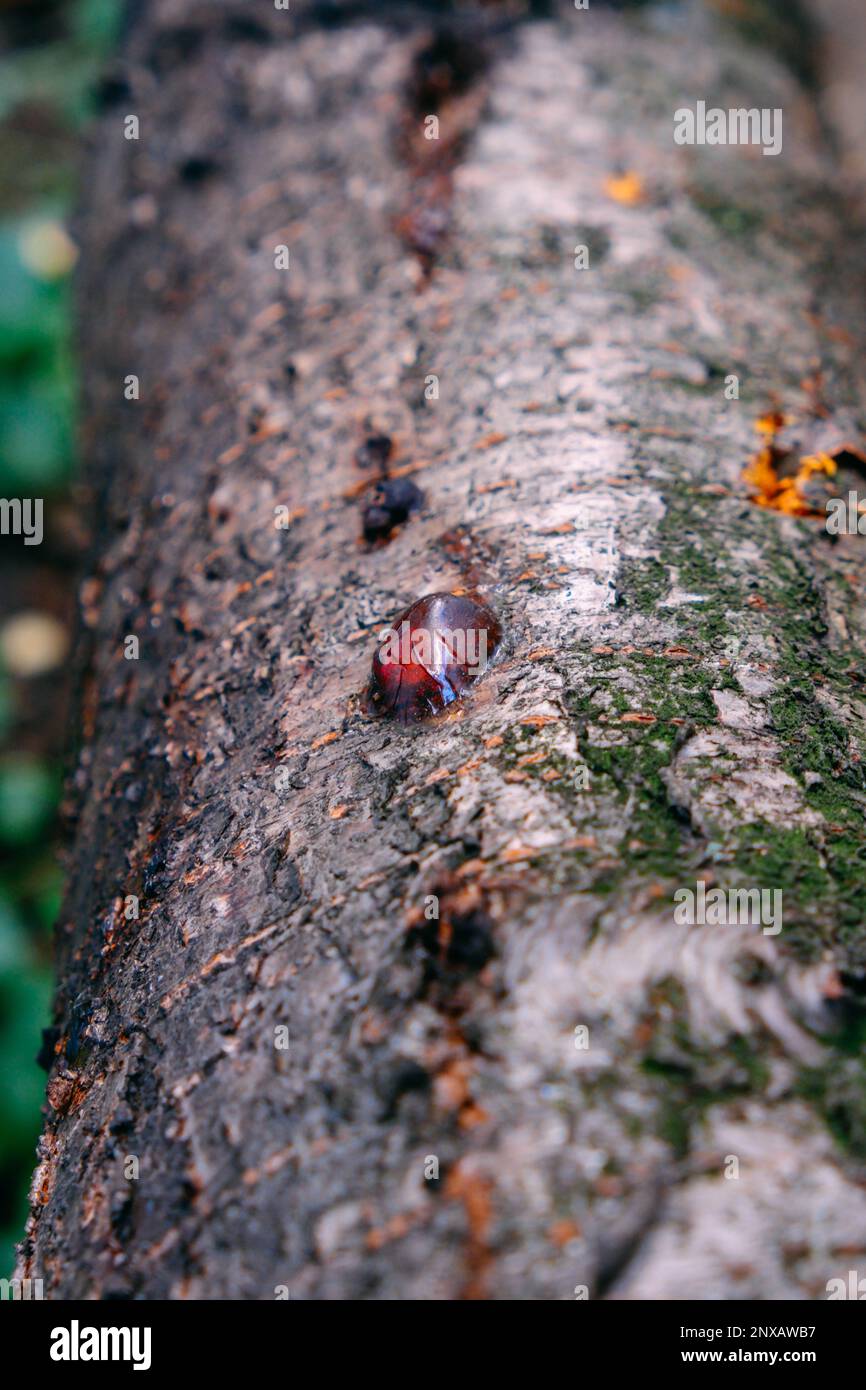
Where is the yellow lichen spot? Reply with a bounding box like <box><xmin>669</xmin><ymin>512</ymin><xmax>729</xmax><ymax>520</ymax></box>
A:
<box><xmin>799</xmin><ymin>452</ymin><xmax>838</xmax><ymax>480</ymax></box>
<box><xmin>743</xmin><ymin>421</ymin><xmax>837</xmax><ymax>517</ymax></box>
<box><xmin>742</xmin><ymin>444</ymin><xmax>780</xmax><ymax>503</ymax></box>
<box><xmin>754</xmin><ymin>410</ymin><xmax>789</xmax><ymax>437</ymax></box>
<box><xmin>603</xmin><ymin>171</ymin><xmax>645</xmax><ymax>206</ymax></box>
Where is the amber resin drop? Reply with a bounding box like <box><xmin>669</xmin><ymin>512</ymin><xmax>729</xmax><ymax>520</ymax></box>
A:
<box><xmin>371</xmin><ymin>592</ymin><xmax>501</xmax><ymax>723</ymax></box>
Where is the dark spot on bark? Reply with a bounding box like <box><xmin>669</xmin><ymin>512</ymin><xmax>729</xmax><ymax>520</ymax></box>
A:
<box><xmin>223</xmin><ymin>14</ymin><xmax>273</xmax><ymax>44</ymax></box>
<box><xmin>362</xmin><ymin>477</ymin><xmax>424</xmax><ymax>542</ymax></box>
<box><xmin>407</xmin><ymin>880</ymin><xmax>497</xmax><ymax>1006</ymax></box>
<box><xmin>109</xmin><ymin>1103</ymin><xmax>135</xmax><ymax>1134</ymax></box>
<box><xmin>396</xmin><ymin>25</ymin><xmax>493</xmax><ymax>277</ymax></box>
<box><xmin>65</xmin><ymin>993</ymin><xmax>94</xmax><ymax>1065</ymax></box>
<box><xmin>143</xmin><ymin>834</ymin><xmax>171</xmax><ymax>894</ymax></box>
<box><xmin>572</xmin><ymin>223</ymin><xmax>611</xmax><ymax>265</ymax></box>
<box><xmin>37</xmin><ymin>1025</ymin><xmax>61</xmax><ymax>1073</ymax></box>
<box><xmin>408</xmin><ymin>29</ymin><xmax>488</xmax><ymax>115</ymax></box>
<box><xmin>265</xmin><ymin>848</ymin><xmax>303</xmax><ymax>908</ymax></box>
<box><xmin>179</xmin><ymin>154</ymin><xmax>221</xmax><ymax>185</ymax></box>
<box><xmin>110</xmin><ymin>1188</ymin><xmax>135</xmax><ymax>1244</ymax></box>
<box><xmin>94</xmin><ymin>71</ymin><xmax>132</xmax><ymax>109</ymax></box>
<box><xmin>379</xmin><ymin>1059</ymin><xmax>431</xmax><ymax>1120</ymax></box>
<box><xmin>204</xmin><ymin>556</ymin><xmax>228</xmax><ymax>581</ymax></box>
<box><xmin>355</xmin><ymin>433</ymin><xmax>393</xmax><ymax>471</ymax></box>
<box><xmin>446</xmin><ymin>911</ymin><xmax>495</xmax><ymax>971</ymax></box>
<box><xmin>147</xmin><ymin>25</ymin><xmax>205</xmax><ymax>75</ymax></box>
<box><xmin>370</xmin><ymin>592</ymin><xmax>501</xmax><ymax>722</ymax></box>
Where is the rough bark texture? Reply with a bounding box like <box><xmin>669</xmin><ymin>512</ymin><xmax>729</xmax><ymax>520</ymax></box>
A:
<box><xmin>16</xmin><ymin>0</ymin><xmax>866</xmax><ymax>1299</ymax></box>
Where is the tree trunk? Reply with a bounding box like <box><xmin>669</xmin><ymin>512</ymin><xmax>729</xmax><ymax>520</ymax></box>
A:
<box><xmin>16</xmin><ymin>0</ymin><xmax>866</xmax><ymax>1300</ymax></box>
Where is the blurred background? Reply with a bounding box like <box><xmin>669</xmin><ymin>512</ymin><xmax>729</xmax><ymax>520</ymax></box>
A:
<box><xmin>0</xmin><ymin>0</ymin><xmax>120</xmax><ymax>1273</ymax></box>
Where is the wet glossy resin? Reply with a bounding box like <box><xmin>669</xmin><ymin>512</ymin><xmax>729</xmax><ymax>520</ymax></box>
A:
<box><xmin>370</xmin><ymin>592</ymin><xmax>501</xmax><ymax>722</ymax></box>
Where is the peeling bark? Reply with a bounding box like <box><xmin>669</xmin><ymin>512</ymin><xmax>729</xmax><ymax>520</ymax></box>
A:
<box><xmin>17</xmin><ymin>0</ymin><xmax>866</xmax><ymax>1299</ymax></box>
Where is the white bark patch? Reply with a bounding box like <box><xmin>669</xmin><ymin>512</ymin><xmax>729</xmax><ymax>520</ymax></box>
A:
<box><xmin>613</xmin><ymin>1102</ymin><xmax>866</xmax><ymax>1300</ymax></box>
<box><xmin>663</xmin><ymin>726</ymin><xmax>822</xmax><ymax>834</ymax></box>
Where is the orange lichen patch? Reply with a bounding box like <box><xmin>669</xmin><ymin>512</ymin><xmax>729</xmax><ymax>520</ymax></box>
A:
<box><xmin>528</xmin><ymin>646</ymin><xmax>556</xmax><ymax>661</ymax></box>
<box><xmin>603</xmin><ymin>170</ymin><xmax>646</xmax><ymax>205</ymax></box>
<box><xmin>329</xmin><ymin>804</ymin><xmax>348</xmax><ymax>819</ymax></box>
<box><xmin>565</xmin><ymin>834</ymin><xmax>597</xmax><ymax>850</ymax></box>
<box><xmin>445</xmin><ymin>1163</ymin><xmax>494</xmax><ymax>1300</ymax></box>
<box><xmin>484</xmin><ymin>734</ymin><xmax>504</xmax><ymax>748</ymax></box>
<box><xmin>242</xmin><ymin>1145</ymin><xmax>295</xmax><ymax>1187</ymax></box>
<box><xmin>548</xmin><ymin>1219</ymin><xmax>582</xmax><ymax>1247</ymax></box>
<box><xmin>745</xmin><ymin>447</ymin><xmax>836</xmax><ymax>515</ymax></box>
<box><xmin>250</xmin><ymin>301</ymin><xmax>287</xmax><ymax>331</ymax></box>
<box><xmin>433</xmin><ymin>1057</ymin><xmax>473</xmax><ymax>1112</ymax></box>
<box><xmin>500</xmin><ymin>844</ymin><xmax>536</xmax><ymax>862</ymax></box>
<box><xmin>520</xmin><ymin>714</ymin><xmax>559</xmax><ymax>728</ymax></box>
<box><xmin>46</xmin><ymin>1070</ymin><xmax>90</xmax><ymax>1116</ymax></box>
<box><xmin>217</xmin><ymin>443</ymin><xmax>245</xmax><ymax>467</ymax></box>
<box><xmin>474</xmin><ymin>431</ymin><xmax>508</xmax><ymax>450</ymax></box>
<box><xmin>458</xmin><ymin>1102</ymin><xmax>490</xmax><ymax>1130</ymax></box>
<box><xmin>160</xmin><ymin>922</ymin><xmax>280</xmax><ymax>1011</ymax></box>
<box><xmin>754</xmin><ymin>410</ymin><xmax>789</xmax><ymax>437</ymax></box>
<box><xmin>364</xmin><ymin>1208</ymin><xmax>429</xmax><ymax>1253</ymax></box>
<box><xmin>743</xmin><ymin>412</ymin><xmax>838</xmax><ymax>516</ymax></box>
<box><xmin>620</xmin><ymin>711</ymin><xmax>657</xmax><ymax>725</ymax></box>
<box><xmin>311</xmin><ymin>730</ymin><xmax>341</xmax><ymax>749</ymax></box>
<box><xmin>477</xmin><ymin>478</ymin><xmax>517</xmax><ymax>493</ymax></box>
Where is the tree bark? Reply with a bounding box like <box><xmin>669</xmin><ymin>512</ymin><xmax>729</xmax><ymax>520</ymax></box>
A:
<box><xmin>16</xmin><ymin>0</ymin><xmax>866</xmax><ymax>1299</ymax></box>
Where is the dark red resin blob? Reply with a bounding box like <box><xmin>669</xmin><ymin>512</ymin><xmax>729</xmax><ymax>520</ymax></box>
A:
<box><xmin>371</xmin><ymin>592</ymin><xmax>501</xmax><ymax>723</ymax></box>
<box><xmin>362</xmin><ymin>477</ymin><xmax>424</xmax><ymax>542</ymax></box>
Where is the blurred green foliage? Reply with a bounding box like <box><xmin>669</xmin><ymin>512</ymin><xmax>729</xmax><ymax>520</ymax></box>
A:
<box><xmin>0</xmin><ymin>0</ymin><xmax>121</xmax><ymax>1274</ymax></box>
<box><xmin>0</xmin><ymin>225</ymin><xmax>76</xmax><ymax>493</ymax></box>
